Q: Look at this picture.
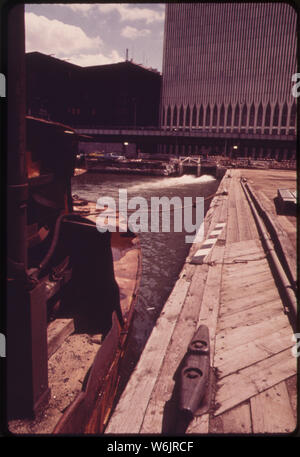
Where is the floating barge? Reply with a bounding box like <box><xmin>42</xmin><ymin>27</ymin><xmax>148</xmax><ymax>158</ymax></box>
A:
<box><xmin>106</xmin><ymin>168</ymin><xmax>297</xmax><ymax>434</ymax></box>
<box><xmin>85</xmin><ymin>154</ymin><xmax>227</xmax><ymax>178</ymax></box>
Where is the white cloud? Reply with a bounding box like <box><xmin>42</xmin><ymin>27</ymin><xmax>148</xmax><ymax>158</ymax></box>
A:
<box><xmin>25</xmin><ymin>12</ymin><xmax>102</xmax><ymax>57</ymax></box>
<box><xmin>62</xmin><ymin>4</ymin><xmax>96</xmax><ymax>16</ymax></box>
<box><xmin>121</xmin><ymin>26</ymin><xmax>151</xmax><ymax>39</ymax></box>
<box><xmin>67</xmin><ymin>50</ymin><xmax>123</xmax><ymax>67</ymax></box>
<box><xmin>97</xmin><ymin>4</ymin><xmax>164</xmax><ymax>24</ymax></box>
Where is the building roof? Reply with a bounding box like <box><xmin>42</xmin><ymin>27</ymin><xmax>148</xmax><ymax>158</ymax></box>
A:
<box><xmin>26</xmin><ymin>52</ymin><xmax>161</xmax><ymax>76</ymax></box>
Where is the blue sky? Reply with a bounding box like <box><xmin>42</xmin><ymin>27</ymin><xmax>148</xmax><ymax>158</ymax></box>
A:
<box><xmin>25</xmin><ymin>3</ymin><xmax>165</xmax><ymax>71</ymax></box>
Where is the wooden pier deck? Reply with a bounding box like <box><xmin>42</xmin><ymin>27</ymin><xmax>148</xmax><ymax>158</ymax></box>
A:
<box><xmin>106</xmin><ymin>169</ymin><xmax>297</xmax><ymax>435</ymax></box>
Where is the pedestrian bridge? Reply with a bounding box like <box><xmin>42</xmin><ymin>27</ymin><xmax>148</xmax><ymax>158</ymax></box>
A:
<box><xmin>75</xmin><ymin>126</ymin><xmax>296</xmax><ymax>142</ymax></box>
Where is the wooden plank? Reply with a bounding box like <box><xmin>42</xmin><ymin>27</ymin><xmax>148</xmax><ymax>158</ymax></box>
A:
<box><xmin>222</xmin><ymin>259</ymin><xmax>268</xmax><ymax>276</ymax></box>
<box><xmin>214</xmin><ymin>349</ymin><xmax>297</xmax><ymax>416</ymax></box>
<box><xmin>184</xmin><ymin>245</ymin><xmax>225</xmax><ymax>434</ymax></box>
<box><xmin>186</xmin><ymin>414</ymin><xmax>209</xmax><ymax>434</ymax></box>
<box><xmin>106</xmin><ymin>277</ymin><xmax>190</xmax><ymax>433</ymax></box>
<box><xmin>235</xmin><ymin>179</ymin><xmax>253</xmax><ymax>242</ymax></box>
<box><xmin>220</xmin><ymin>278</ymin><xmax>277</xmax><ymax>304</ymax></box>
<box><xmin>140</xmin><ymin>266</ymin><xmax>210</xmax><ymax>433</ymax></box>
<box><xmin>226</xmin><ymin>178</ymin><xmax>239</xmax><ymax>244</ymax></box>
<box><xmin>224</xmin><ymin>240</ymin><xmax>262</xmax><ymax>258</ymax></box>
<box><xmin>217</xmin><ymin>297</ymin><xmax>283</xmax><ymax>330</ymax></box>
<box><xmin>218</xmin><ymin>287</ymin><xmax>280</xmax><ymax>317</ymax></box>
<box><xmin>221</xmin><ymin>270</ymin><xmax>272</xmax><ymax>291</ymax></box>
<box><xmin>47</xmin><ymin>318</ymin><xmax>75</xmax><ymax>359</ymax></box>
<box><xmin>239</xmin><ymin>186</ymin><xmax>261</xmax><ymax>240</ymax></box>
<box><xmin>285</xmin><ymin>376</ymin><xmax>297</xmax><ymax>420</ymax></box>
<box><xmin>224</xmin><ymin>239</ymin><xmax>262</xmax><ymax>259</ymax></box>
<box><xmin>215</xmin><ymin>312</ymin><xmax>289</xmax><ymax>353</ymax></box>
<box><xmin>141</xmin><ymin>246</ymin><xmax>223</xmax><ymax>433</ymax></box>
<box><xmin>237</xmin><ymin>180</ymin><xmax>258</xmax><ymax>241</ymax></box>
<box><xmin>196</xmin><ymin>244</ymin><xmax>225</xmax><ymax>363</ymax></box>
<box><xmin>214</xmin><ymin>324</ymin><xmax>293</xmax><ymax>378</ymax></box>
<box><xmin>214</xmin><ymin>403</ymin><xmax>252</xmax><ymax>434</ymax></box>
<box><xmin>250</xmin><ymin>382</ymin><xmax>296</xmax><ymax>433</ymax></box>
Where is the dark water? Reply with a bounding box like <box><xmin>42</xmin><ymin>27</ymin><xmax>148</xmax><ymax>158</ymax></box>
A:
<box><xmin>71</xmin><ymin>172</ymin><xmax>220</xmax><ymax>387</ymax></box>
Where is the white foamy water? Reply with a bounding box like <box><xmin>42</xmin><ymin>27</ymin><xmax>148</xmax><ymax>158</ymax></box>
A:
<box><xmin>128</xmin><ymin>174</ymin><xmax>216</xmax><ymax>191</ymax></box>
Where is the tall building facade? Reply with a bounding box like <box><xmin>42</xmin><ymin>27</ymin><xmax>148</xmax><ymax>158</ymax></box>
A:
<box><xmin>160</xmin><ymin>3</ymin><xmax>297</xmax><ymax>138</ymax></box>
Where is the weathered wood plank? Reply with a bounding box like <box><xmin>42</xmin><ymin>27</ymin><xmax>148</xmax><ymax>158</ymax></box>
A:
<box><xmin>217</xmin><ymin>297</ymin><xmax>283</xmax><ymax>331</ymax></box>
<box><xmin>47</xmin><ymin>318</ymin><xmax>75</xmax><ymax>359</ymax></box>
<box><xmin>214</xmin><ymin>324</ymin><xmax>293</xmax><ymax>378</ymax></box>
<box><xmin>221</xmin><ymin>270</ymin><xmax>270</xmax><ymax>290</ymax></box>
<box><xmin>215</xmin><ymin>313</ymin><xmax>290</xmax><ymax>353</ymax></box>
<box><xmin>106</xmin><ymin>277</ymin><xmax>190</xmax><ymax>433</ymax></box>
<box><xmin>214</xmin><ymin>349</ymin><xmax>297</xmax><ymax>416</ymax></box>
<box><xmin>235</xmin><ymin>179</ymin><xmax>253</xmax><ymax>242</ymax></box>
<box><xmin>226</xmin><ymin>178</ymin><xmax>239</xmax><ymax>244</ymax></box>
<box><xmin>220</xmin><ymin>278</ymin><xmax>278</xmax><ymax>305</ymax></box>
<box><xmin>218</xmin><ymin>287</ymin><xmax>280</xmax><ymax>317</ymax></box>
<box><xmin>184</xmin><ymin>245</ymin><xmax>225</xmax><ymax>434</ymax></box>
<box><xmin>285</xmin><ymin>376</ymin><xmax>297</xmax><ymax>420</ymax></box>
<box><xmin>222</xmin><ymin>260</ymin><xmax>268</xmax><ymax>277</ymax></box>
<box><xmin>224</xmin><ymin>239</ymin><xmax>261</xmax><ymax>259</ymax></box>
<box><xmin>140</xmin><ymin>266</ymin><xmax>210</xmax><ymax>433</ymax></box>
<box><xmin>250</xmin><ymin>382</ymin><xmax>296</xmax><ymax>433</ymax></box>
<box><xmin>186</xmin><ymin>414</ymin><xmax>209</xmax><ymax>434</ymax></box>
<box><xmin>213</xmin><ymin>403</ymin><xmax>252</xmax><ymax>434</ymax></box>
<box><xmin>196</xmin><ymin>244</ymin><xmax>225</xmax><ymax>363</ymax></box>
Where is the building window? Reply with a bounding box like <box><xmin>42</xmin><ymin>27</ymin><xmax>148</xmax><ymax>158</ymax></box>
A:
<box><xmin>290</xmin><ymin>102</ymin><xmax>296</xmax><ymax>126</ymax></box>
<box><xmin>249</xmin><ymin>104</ymin><xmax>255</xmax><ymax>126</ymax></box>
<box><xmin>257</xmin><ymin>103</ymin><xmax>263</xmax><ymax>126</ymax></box>
<box><xmin>226</xmin><ymin>105</ymin><xmax>232</xmax><ymax>126</ymax></box>
<box><xmin>173</xmin><ymin>105</ymin><xmax>177</xmax><ymax>126</ymax></box>
<box><xmin>212</xmin><ymin>105</ymin><xmax>218</xmax><ymax>126</ymax></box>
<box><xmin>265</xmin><ymin>103</ymin><xmax>271</xmax><ymax>126</ymax></box>
<box><xmin>185</xmin><ymin>105</ymin><xmax>190</xmax><ymax>127</ymax></box>
<box><xmin>273</xmin><ymin>103</ymin><xmax>279</xmax><ymax>126</ymax></box>
<box><xmin>198</xmin><ymin>105</ymin><xmax>203</xmax><ymax>126</ymax></box>
<box><xmin>192</xmin><ymin>105</ymin><xmax>197</xmax><ymax>126</ymax></box>
<box><xmin>281</xmin><ymin>102</ymin><xmax>288</xmax><ymax>126</ymax></box>
<box><xmin>219</xmin><ymin>104</ymin><xmax>225</xmax><ymax>126</ymax></box>
<box><xmin>241</xmin><ymin>104</ymin><xmax>247</xmax><ymax>126</ymax></box>
<box><xmin>167</xmin><ymin>106</ymin><xmax>171</xmax><ymax>126</ymax></box>
<box><xmin>179</xmin><ymin>105</ymin><xmax>184</xmax><ymax>125</ymax></box>
<box><xmin>234</xmin><ymin>104</ymin><xmax>240</xmax><ymax>126</ymax></box>
<box><xmin>205</xmin><ymin>104</ymin><xmax>210</xmax><ymax>126</ymax></box>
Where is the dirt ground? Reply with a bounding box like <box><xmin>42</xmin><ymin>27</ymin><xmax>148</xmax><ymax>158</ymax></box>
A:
<box><xmin>240</xmin><ymin>169</ymin><xmax>297</xmax><ymax>250</ymax></box>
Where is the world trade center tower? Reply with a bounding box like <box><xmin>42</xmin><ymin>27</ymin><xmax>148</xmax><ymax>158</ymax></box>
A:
<box><xmin>160</xmin><ymin>3</ymin><xmax>297</xmax><ymax>159</ymax></box>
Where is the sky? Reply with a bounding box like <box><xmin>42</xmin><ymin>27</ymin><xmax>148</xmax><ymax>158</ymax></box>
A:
<box><xmin>24</xmin><ymin>3</ymin><xmax>165</xmax><ymax>71</ymax></box>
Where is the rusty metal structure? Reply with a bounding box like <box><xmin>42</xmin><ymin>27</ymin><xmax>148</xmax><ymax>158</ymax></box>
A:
<box><xmin>6</xmin><ymin>6</ymin><xmax>141</xmax><ymax>433</ymax></box>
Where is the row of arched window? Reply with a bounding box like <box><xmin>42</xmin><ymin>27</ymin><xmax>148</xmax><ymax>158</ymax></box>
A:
<box><xmin>162</xmin><ymin>102</ymin><xmax>297</xmax><ymax>129</ymax></box>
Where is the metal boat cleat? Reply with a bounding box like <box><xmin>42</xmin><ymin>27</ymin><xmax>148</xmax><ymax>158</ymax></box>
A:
<box><xmin>178</xmin><ymin>325</ymin><xmax>210</xmax><ymax>420</ymax></box>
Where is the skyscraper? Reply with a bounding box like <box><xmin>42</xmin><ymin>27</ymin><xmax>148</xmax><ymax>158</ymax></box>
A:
<box><xmin>160</xmin><ymin>3</ymin><xmax>297</xmax><ymax>138</ymax></box>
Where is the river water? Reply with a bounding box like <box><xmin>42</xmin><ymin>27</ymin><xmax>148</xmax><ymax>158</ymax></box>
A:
<box><xmin>71</xmin><ymin>172</ymin><xmax>220</xmax><ymax>390</ymax></box>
